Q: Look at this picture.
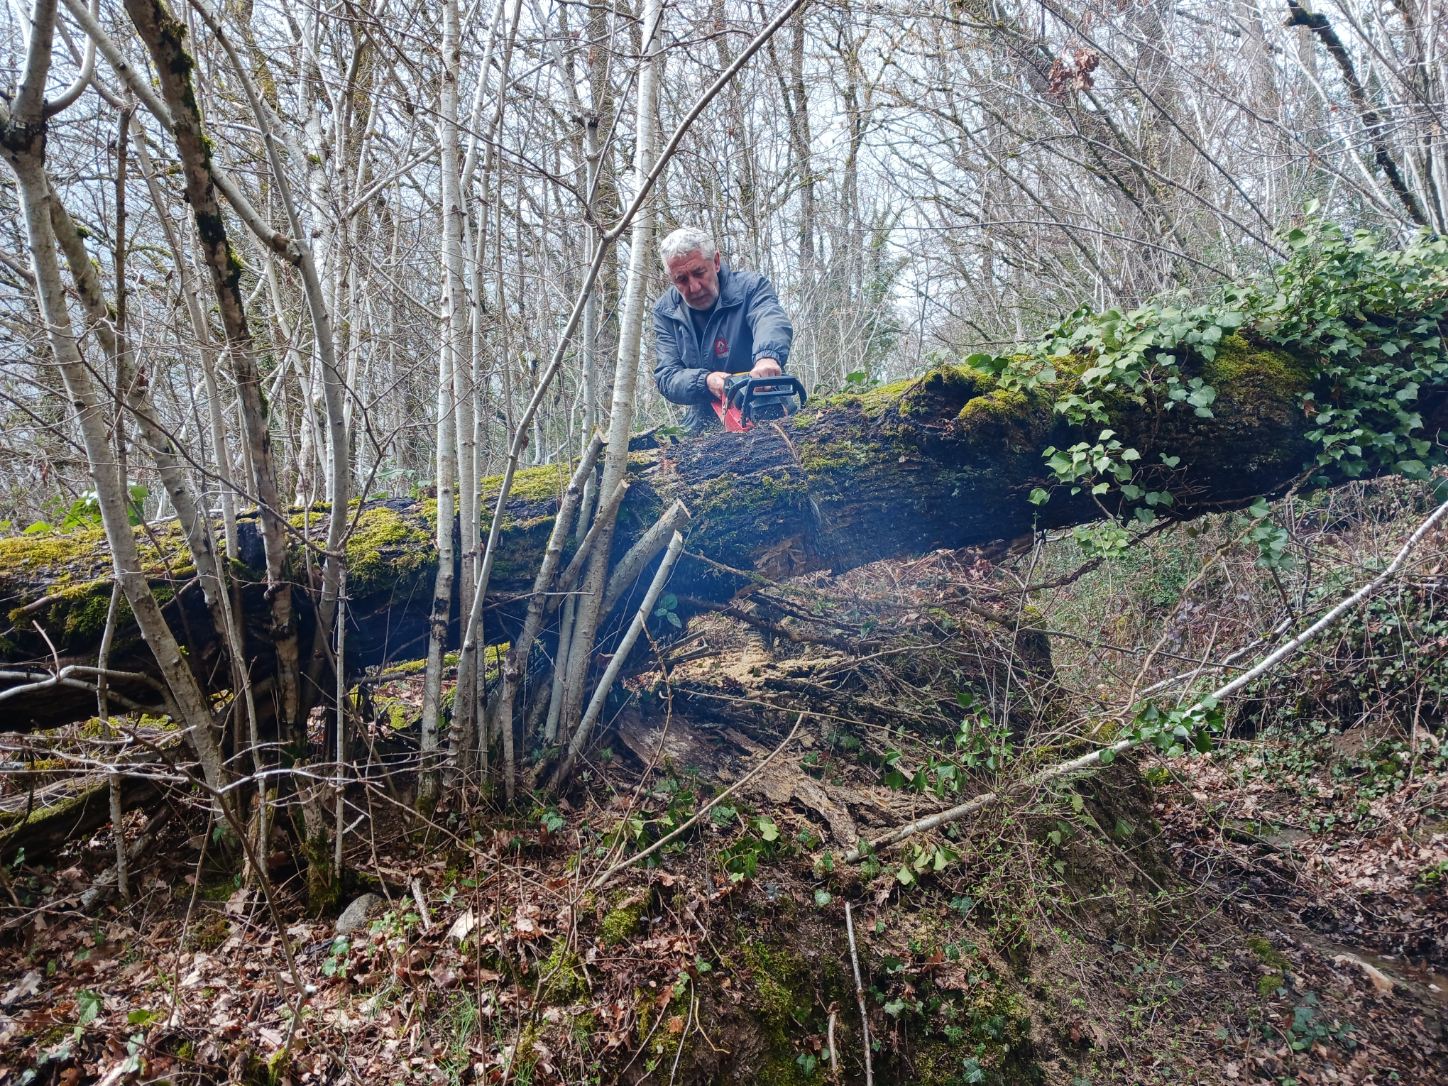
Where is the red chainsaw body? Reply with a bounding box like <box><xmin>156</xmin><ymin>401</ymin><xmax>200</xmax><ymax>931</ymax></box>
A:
<box><xmin>709</xmin><ymin>374</ymin><xmax>807</xmax><ymax>432</ymax></box>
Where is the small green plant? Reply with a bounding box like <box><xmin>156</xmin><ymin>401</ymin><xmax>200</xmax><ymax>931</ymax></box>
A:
<box><xmin>653</xmin><ymin>591</ymin><xmax>682</xmax><ymax>629</ymax></box>
<box><xmin>718</xmin><ymin>816</ymin><xmax>785</xmax><ymax>882</ymax></box>
<box><xmin>24</xmin><ymin>483</ymin><xmax>150</xmax><ymax>533</ymax></box>
<box><xmin>1106</xmin><ymin>697</ymin><xmax>1224</xmax><ymax>761</ymax></box>
<box><xmin>1286</xmin><ymin>992</ymin><xmax>1356</xmax><ymax>1053</ymax></box>
<box><xmin>895</xmin><ymin>840</ymin><xmax>956</xmax><ymax>887</ymax></box>
<box><xmin>1245</xmin><ymin>498</ymin><xmax>1294</xmax><ymax>569</ymax></box>
<box><xmin>1418</xmin><ymin>859</ymin><xmax>1448</xmax><ymax>887</ymax></box>
<box><xmin>321</xmin><ymin>936</ymin><xmax>351</xmax><ymax>978</ymax></box>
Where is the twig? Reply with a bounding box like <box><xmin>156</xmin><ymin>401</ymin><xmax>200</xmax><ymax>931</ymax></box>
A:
<box><xmin>97</xmin><ymin>579</ymin><xmax>128</xmax><ymax>900</ymax></box>
<box><xmin>411</xmin><ymin>877</ymin><xmax>432</xmax><ymax>932</ymax></box>
<box><xmin>845</xmin><ymin>902</ymin><xmax>873</xmax><ymax>1086</ymax></box>
<box><xmin>826</xmin><ymin>1009</ymin><xmax>840</xmax><ymax>1083</ymax></box>
<box><xmin>588</xmin><ymin>712</ymin><xmax>806</xmax><ymax>891</ymax></box>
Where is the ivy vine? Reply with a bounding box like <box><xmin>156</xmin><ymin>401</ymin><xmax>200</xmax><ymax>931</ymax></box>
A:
<box><xmin>965</xmin><ymin>212</ymin><xmax>1448</xmax><ymax>552</ymax></box>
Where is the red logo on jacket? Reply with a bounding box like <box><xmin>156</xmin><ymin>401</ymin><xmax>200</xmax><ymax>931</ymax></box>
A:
<box><xmin>713</xmin><ymin>336</ymin><xmax>729</xmax><ymax>358</ymax></box>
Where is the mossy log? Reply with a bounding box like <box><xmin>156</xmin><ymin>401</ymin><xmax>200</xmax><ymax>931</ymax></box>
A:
<box><xmin>0</xmin><ymin>773</ymin><xmax>162</xmax><ymax>863</ymax></box>
<box><xmin>2</xmin><ymin>333</ymin><xmax>1445</xmax><ymax>731</ymax></box>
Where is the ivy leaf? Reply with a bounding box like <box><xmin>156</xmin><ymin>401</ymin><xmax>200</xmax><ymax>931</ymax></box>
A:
<box><xmin>77</xmin><ymin>990</ymin><xmax>102</xmax><ymax>1026</ymax></box>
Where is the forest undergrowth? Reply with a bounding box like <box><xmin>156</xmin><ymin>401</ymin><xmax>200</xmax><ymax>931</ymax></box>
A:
<box><xmin>1</xmin><ymin>476</ymin><xmax>1444</xmax><ymax>1086</ymax></box>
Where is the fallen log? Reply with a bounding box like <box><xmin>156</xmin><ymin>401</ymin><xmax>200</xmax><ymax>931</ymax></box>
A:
<box><xmin>0</xmin><ymin>772</ymin><xmax>164</xmax><ymax>864</ymax></box>
<box><xmin>2</xmin><ymin>330</ymin><xmax>1445</xmax><ymax>731</ymax></box>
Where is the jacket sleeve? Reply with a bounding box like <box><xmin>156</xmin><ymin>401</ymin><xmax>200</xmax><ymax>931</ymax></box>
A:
<box><xmin>653</xmin><ymin>303</ymin><xmax>712</xmax><ymax>405</ymax></box>
<box><xmin>745</xmin><ymin>276</ymin><xmax>793</xmax><ymax>367</ymax></box>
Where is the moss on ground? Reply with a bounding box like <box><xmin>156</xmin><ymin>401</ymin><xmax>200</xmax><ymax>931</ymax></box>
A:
<box><xmin>600</xmin><ymin>893</ymin><xmax>647</xmax><ymax>946</ymax></box>
<box><xmin>1246</xmin><ymin>935</ymin><xmax>1289</xmax><ymax>971</ymax></box>
<box><xmin>538</xmin><ymin>939</ymin><xmax>589</xmax><ymax>1002</ymax></box>
<box><xmin>739</xmin><ymin>940</ymin><xmax>828</xmax><ymax>1085</ymax></box>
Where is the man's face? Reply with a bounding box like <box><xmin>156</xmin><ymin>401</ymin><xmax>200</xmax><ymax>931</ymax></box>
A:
<box><xmin>665</xmin><ymin>249</ymin><xmax>722</xmax><ymax>310</ymax></box>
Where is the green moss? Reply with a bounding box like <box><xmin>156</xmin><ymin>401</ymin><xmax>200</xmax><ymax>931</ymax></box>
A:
<box><xmin>538</xmin><ymin>939</ymin><xmax>588</xmax><ymax>1002</ymax></box>
<box><xmin>62</xmin><ymin>581</ymin><xmax>122</xmax><ymax>640</ymax></box>
<box><xmin>184</xmin><ymin>912</ymin><xmax>231</xmax><ymax>951</ymax></box>
<box><xmin>6</xmin><ymin>577</ymin><xmax>122</xmax><ymax>644</ymax></box>
<box><xmin>909</xmin><ymin>984</ymin><xmax>1037</xmax><ymax>1086</ymax></box>
<box><xmin>301</xmin><ymin>834</ymin><xmax>340</xmax><ymax>916</ymax></box>
<box><xmin>899</xmin><ymin>366</ymin><xmax>983</xmax><ymax>418</ymax></box>
<box><xmin>479</xmin><ymin>461</ymin><xmax>571</xmax><ymax>506</ymax></box>
<box><xmin>1246</xmin><ymin>935</ymin><xmax>1289</xmax><ymax>971</ymax></box>
<box><xmin>1258</xmin><ymin>972</ymin><xmax>1285</xmax><ymax>998</ymax></box>
<box><xmin>955</xmin><ymin>386</ymin><xmax>1029</xmax><ymax>428</ymax></box>
<box><xmin>742</xmin><ymin>941</ymin><xmax>813</xmax><ymax>1035</ymax></box>
<box><xmin>634</xmin><ymin>983</ymin><xmax>691</xmax><ymax>1070</ymax></box>
<box><xmin>802</xmin><ymin>374</ymin><xmax>920</xmax><ymax>419</ymax></box>
<box><xmin>195</xmin><ymin>876</ymin><xmax>240</xmax><ymax>902</ymax></box>
<box><xmin>371</xmin><ymin>694</ymin><xmax>412</xmax><ymax>730</ymax></box>
<box><xmin>601</xmin><ymin>894</ymin><xmax>647</xmax><ymax>947</ymax></box>
<box><xmin>1192</xmin><ymin>335</ymin><xmax>1316</xmax><ymax>453</ymax></box>
<box><xmin>0</xmin><ymin>783</ymin><xmax>91</xmax><ymax>832</ymax></box>
<box><xmin>1201</xmin><ymin>334</ymin><xmax>1312</xmax><ymax>394</ymax></box>
<box><xmin>756</xmin><ymin>1051</ymin><xmax>822</xmax><ymax>1086</ymax></box>
<box><xmin>798</xmin><ymin>436</ymin><xmax>873</xmax><ymax>479</ymax></box>
<box><xmin>343</xmin><ymin>505</ymin><xmax>436</xmax><ymax>597</ymax></box>
<box><xmin>0</xmin><ymin>526</ymin><xmax>109</xmax><ymax>573</ymax></box>
<box><xmin>664</xmin><ymin>937</ymin><xmax>828</xmax><ymax>1082</ymax></box>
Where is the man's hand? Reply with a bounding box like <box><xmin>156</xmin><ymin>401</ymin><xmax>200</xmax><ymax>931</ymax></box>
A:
<box><xmin>751</xmin><ymin>357</ymin><xmax>782</xmax><ymax>379</ymax></box>
<box><xmin>707</xmin><ymin>371</ymin><xmax>729</xmax><ymax>400</ymax></box>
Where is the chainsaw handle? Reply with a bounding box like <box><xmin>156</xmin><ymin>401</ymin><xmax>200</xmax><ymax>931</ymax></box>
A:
<box><xmin>711</xmin><ymin>374</ymin><xmax>806</xmax><ymax>431</ymax></box>
<box><xmin>730</xmin><ymin>375</ymin><xmax>806</xmax><ymax>422</ymax></box>
<box><xmin>725</xmin><ymin>374</ymin><xmax>807</xmax><ymax>407</ymax></box>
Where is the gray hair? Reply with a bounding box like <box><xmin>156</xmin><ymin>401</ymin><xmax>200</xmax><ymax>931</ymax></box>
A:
<box><xmin>659</xmin><ymin>226</ymin><xmax>717</xmax><ymax>266</ymax></box>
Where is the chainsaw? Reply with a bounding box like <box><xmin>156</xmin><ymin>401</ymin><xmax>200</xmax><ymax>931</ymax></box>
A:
<box><xmin>710</xmin><ymin>374</ymin><xmax>808</xmax><ymax>432</ymax></box>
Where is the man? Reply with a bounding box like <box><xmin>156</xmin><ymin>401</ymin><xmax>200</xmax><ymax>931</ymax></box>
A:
<box><xmin>652</xmin><ymin>226</ymin><xmax>794</xmax><ymax>433</ymax></box>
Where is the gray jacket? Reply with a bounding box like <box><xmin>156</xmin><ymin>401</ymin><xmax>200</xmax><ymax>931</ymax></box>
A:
<box><xmin>652</xmin><ymin>267</ymin><xmax>793</xmax><ymax>433</ymax></box>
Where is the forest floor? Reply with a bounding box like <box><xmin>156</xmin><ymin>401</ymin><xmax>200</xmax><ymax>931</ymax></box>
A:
<box><xmin>1</xmin><ymin>480</ymin><xmax>1445</xmax><ymax>1085</ymax></box>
